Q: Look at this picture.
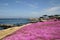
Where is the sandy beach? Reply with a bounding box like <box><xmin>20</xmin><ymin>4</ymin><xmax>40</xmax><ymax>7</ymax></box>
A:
<box><xmin>0</xmin><ymin>23</ymin><xmax>31</xmax><ymax>40</ymax></box>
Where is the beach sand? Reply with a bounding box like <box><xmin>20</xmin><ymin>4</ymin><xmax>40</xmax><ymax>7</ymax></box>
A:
<box><xmin>0</xmin><ymin>23</ymin><xmax>31</xmax><ymax>40</ymax></box>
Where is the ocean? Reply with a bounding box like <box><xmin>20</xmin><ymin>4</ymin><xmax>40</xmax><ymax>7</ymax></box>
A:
<box><xmin>0</xmin><ymin>18</ymin><xmax>30</xmax><ymax>24</ymax></box>
<box><xmin>0</xmin><ymin>18</ymin><xmax>31</xmax><ymax>30</ymax></box>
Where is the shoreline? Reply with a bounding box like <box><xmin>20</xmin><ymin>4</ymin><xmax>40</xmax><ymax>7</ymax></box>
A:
<box><xmin>0</xmin><ymin>22</ymin><xmax>30</xmax><ymax>30</ymax></box>
<box><xmin>0</xmin><ymin>23</ymin><xmax>32</xmax><ymax>40</ymax></box>
<box><xmin>0</xmin><ymin>21</ymin><xmax>60</xmax><ymax>40</ymax></box>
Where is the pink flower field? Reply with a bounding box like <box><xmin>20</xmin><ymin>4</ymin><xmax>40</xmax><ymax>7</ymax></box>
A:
<box><xmin>3</xmin><ymin>21</ymin><xmax>60</xmax><ymax>40</ymax></box>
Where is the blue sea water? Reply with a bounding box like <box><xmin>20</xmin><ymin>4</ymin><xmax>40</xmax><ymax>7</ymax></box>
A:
<box><xmin>0</xmin><ymin>18</ymin><xmax>31</xmax><ymax>30</ymax></box>
<box><xmin>0</xmin><ymin>18</ymin><xmax>30</xmax><ymax>24</ymax></box>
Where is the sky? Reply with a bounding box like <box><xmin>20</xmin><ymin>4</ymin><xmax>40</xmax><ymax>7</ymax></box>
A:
<box><xmin>0</xmin><ymin>0</ymin><xmax>60</xmax><ymax>18</ymax></box>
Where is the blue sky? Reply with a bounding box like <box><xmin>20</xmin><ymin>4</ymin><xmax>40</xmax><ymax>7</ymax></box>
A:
<box><xmin>0</xmin><ymin>0</ymin><xmax>60</xmax><ymax>18</ymax></box>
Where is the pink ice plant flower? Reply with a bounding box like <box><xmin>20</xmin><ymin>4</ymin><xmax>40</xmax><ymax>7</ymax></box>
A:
<box><xmin>3</xmin><ymin>21</ymin><xmax>60</xmax><ymax>40</ymax></box>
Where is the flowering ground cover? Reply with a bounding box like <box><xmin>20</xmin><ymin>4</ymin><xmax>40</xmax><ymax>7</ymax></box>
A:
<box><xmin>3</xmin><ymin>21</ymin><xmax>60</xmax><ymax>40</ymax></box>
